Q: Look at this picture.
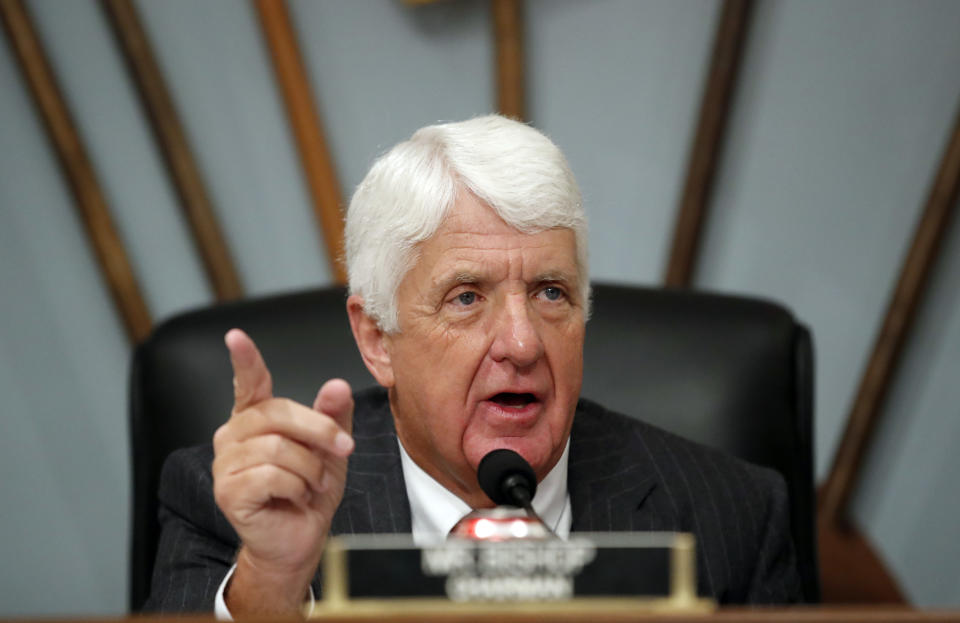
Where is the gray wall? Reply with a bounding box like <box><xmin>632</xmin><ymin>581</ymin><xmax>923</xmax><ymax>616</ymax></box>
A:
<box><xmin>1</xmin><ymin>0</ymin><xmax>958</xmax><ymax>614</ymax></box>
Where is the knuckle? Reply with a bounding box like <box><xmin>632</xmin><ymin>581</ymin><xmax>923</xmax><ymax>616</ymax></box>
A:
<box><xmin>265</xmin><ymin>434</ymin><xmax>287</xmax><ymax>461</ymax></box>
<box><xmin>315</xmin><ymin>461</ymin><xmax>327</xmax><ymax>484</ymax></box>
<box><xmin>234</xmin><ymin>404</ymin><xmax>269</xmax><ymax>430</ymax></box>
<box><xmin>276</xmin><ymin>397</ymin><xmax>298</xmax><ymax>412</ymax></box>
<box><xmin>212</xmin><ymin>423</ymin><xmax>231</xmax><ymax>448</ymax></box>
<box><xmin>229</xmin><ymin>407</ymin><xmax>252</xmax><ymax>426</ymax></box>
<box><xmin>265</xmin><ymin>466</ymin><xmax>299</xmax><ymax>494</ymax></box>
<box><xmin>212</xmin><ymin>477</ymin><xmax>231</xmax><ymax>507</ymax></box>
<box><xmin>259</xmin><ymin>397</ymin><xmax>290</xmax><ymax>420</ymax></box>
<box><xmin>311</xmin><ymin>410</ymin><xmax>335</xmax><ymax>431</ymax></box>
<box><xmin>319</xmin><ymin>468</ymin><xmax>338</xmax><ymax>493</ymax></box>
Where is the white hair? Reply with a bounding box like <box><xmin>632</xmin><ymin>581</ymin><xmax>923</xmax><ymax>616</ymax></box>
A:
<box><xmin>345</xmin><ymin>115</ymin><xmax>589</xmax><ymax>333</ymax></box>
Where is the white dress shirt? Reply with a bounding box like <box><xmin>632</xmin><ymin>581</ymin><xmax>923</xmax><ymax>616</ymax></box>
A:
<box><xmin>400</xmin><ymin>438</ymin><xmax>572</xmax><ymax>544</ymax></box>
<box><xmin>215</xmin><ymin>438</ymin><xmax>572</xmax><ymax>618</ymax></box>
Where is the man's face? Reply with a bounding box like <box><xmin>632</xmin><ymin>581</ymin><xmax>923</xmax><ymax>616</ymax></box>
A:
<box><xmin>381</xmin><ymin>193</ymin><xmax>585</xmax><ymax>507</ymax></box>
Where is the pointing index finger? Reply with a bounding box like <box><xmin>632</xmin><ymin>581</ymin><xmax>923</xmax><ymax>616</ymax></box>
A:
<box><xmin>225</xmin><ymin>328</ymin><xmax>273</xmax><ymax>412</ymax></box>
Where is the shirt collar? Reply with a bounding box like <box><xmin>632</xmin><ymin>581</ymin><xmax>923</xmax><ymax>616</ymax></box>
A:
<box><xmin>398</xmin><ymin>438</ymin><xmax>572</xmax><ymax>545</ymax></box>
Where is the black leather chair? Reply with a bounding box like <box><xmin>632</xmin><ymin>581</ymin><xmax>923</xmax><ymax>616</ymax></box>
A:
<box><xmin>128</xmin><ymin>283</ymin><xmax>818</xmax><ymax>610</ymax></box>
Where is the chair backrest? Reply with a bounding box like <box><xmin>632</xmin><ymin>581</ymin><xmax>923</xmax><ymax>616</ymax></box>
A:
<box><xmin>128</xmin><ymin>283</ymin><xmax>818</xmax><ymax>609</ymax></box>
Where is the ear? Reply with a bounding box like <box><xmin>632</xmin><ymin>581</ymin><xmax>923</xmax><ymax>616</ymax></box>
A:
<box><xmin>346</xmin><ymin>294</ymin><xmax>395</xmax><ymax>387</ymax></box>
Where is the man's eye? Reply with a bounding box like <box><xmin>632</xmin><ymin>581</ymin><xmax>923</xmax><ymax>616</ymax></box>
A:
<box><xmin>455</xmin><ymin>291</ymin><xmax>477</xmax><ymax>306</ymax></box>
<box><xmin>542</xmin><ymin>287</ymin><xmax>565</xmax><ymax>301</ymax></box>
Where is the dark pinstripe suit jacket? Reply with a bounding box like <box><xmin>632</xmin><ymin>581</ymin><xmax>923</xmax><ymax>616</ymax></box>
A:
<box><xmin>144</xmin><ymin>387</ymin><xmax>802</xmax><ymax>611</ymax></box>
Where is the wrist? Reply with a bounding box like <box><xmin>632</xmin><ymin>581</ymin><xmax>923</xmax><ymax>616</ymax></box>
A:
<box><xmin>225</xmin><ymin>546</ymin><xmax>320</xmax><ymax>615</ymax></box>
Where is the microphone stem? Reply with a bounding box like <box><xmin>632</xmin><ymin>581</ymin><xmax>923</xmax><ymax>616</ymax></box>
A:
<box><xmin>514</xmin><ymin>488</ymin><xmax>559</xmax><ymax>538</ymax></box>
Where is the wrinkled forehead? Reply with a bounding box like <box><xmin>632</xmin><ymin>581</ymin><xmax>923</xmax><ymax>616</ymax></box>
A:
<box><xmin>431</xmin><ymin>194</ymin><xmax>578</xmax><ymax>254</ymax></box>
<box><xmin>389</xmin><ymin>193</ymin><xmax>588</xmax><ymax>320</ymax></box>
<box><xmin>407</xmin><ymin>229</ymin><xmax>582</xmax><ymax>300</ymax></box>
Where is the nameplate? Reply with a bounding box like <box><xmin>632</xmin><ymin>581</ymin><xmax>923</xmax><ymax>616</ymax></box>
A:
<box><xmin>311</xmin><ymin>532</ymin><xmax>713</xmax><ymax>616</ymax></box>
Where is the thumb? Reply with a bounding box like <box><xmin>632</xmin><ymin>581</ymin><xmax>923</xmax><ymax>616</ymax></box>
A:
<box><xmin>225</xmin><ymin>328</ymin><xmax>273</xmax><ymax>412</ymax></box>
<box><xmin>313</xmin><ymin>378</ymin><xmax>354</xmax><ymax>436</ymax></box>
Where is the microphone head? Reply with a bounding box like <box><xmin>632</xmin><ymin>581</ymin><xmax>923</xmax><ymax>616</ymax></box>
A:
<box><xmin>477</xmin><ymin>449</ymin><xmax>537</xmax><ymax>506</ymax></box>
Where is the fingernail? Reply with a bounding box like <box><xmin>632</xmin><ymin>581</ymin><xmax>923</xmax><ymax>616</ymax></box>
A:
<box><xmin>334</xmin><ymin>431</ymin><xmax>354</xmax><ymax>454</ymax></box>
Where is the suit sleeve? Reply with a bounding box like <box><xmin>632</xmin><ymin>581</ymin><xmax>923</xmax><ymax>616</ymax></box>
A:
<box><xmin>143</xmin><ymin>446</ymin><xmax>239</xmax><ymax>613</ymax></box>
<box><xmin>746</xmin><ymin>469</ymin><xmax>804</xmax><ymax>603</ymax></box>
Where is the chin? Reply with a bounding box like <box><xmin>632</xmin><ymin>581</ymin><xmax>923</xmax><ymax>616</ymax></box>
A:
<box><xmin>467</xmin><ymin>437</ymin><xmax>557</xmax><ymax>480</ymax></box>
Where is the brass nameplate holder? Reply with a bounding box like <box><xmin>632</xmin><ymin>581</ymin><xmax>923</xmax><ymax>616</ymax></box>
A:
<box><xmin>309</xmin><ymin>532</ymin><xmax>714</xmax><ymax>618</ymax></box>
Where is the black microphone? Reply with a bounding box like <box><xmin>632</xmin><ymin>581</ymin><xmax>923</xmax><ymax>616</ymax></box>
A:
<box><xmin>477</xmin><ymin>449</ymin><xmax>538</xmax><ymax>509</ymax></box>
<box><xmin>448</xmin><ymin>449</ymin><xmax>555</xmax><ymax>540</ymax></box>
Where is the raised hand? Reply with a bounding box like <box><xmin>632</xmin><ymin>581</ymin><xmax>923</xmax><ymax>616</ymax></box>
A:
<box><xmin>212</xmin><ymin>329</ymin><xmax>354</xmax><ymax>614</ymax></box>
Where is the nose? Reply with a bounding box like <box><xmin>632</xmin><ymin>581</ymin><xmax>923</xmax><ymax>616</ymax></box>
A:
<box><xmin>489</xmin><ymin>294</ymin><xmax>545</xmax><ymax>368</ymax></box>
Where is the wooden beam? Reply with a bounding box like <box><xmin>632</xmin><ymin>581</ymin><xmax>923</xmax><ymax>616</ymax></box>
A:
<box><xmin>663</xmin><ymin>0</ymin><xmax>753</xmax><ymax>288</ymax></box>
<box><xmin>492</xmin><ymin>0</ymin><xmax>524</xmax><ymax>120</ymax></box>
<box><xmin>0</xmin><ymin>0</ymin><xmax>152</xmax><ymax>342</ymax></box>
<box><xmin>819</xmin><ymin>104</ymin><xmax>960</xmax><ymax>528</ymax></box>
<box><xmin>101</xmin><ymin>0</ymin><xmax>243</xmax><ymax>302</ymax></box>
<box><xmin>817</xmin><ymin>514</ymin><xmax>905</xmax><ymax>603</ymax></box>
<box><xmin>253</xmin><ymin>0</ymin><xmax>347</xmax><ymax>285</ymax></box>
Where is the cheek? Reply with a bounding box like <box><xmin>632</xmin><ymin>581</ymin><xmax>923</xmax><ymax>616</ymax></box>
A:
<box><xmin>391</xmin><ymin>328</ymin><xmax>489</xmax><ymax>428</ymax></box>
<box><xmin>553</xmin><ymin>323</ymin><xmax>585</xmax><ymax>381</ymax></box>
<box><xmin>392</xmin><ymin>325</ymin><xmax>457</xmax><ymax>383</ymax></box>
<box><xmin>424</xmin><ymin>328</ymin><xmax>492</xmax><ymax>386</ymax></box>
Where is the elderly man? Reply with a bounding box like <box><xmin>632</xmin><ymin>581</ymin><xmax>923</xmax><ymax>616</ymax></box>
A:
<box><xmin>145</xmin><ymin>116</ymin><xmax>802</xmax><ymax>614</ymax></box>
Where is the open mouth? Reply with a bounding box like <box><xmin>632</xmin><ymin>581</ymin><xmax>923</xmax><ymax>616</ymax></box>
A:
<box><xmin>489</xmin><ymin>392</ymin><xmax>538</xmax><ymax>408</ymax></box>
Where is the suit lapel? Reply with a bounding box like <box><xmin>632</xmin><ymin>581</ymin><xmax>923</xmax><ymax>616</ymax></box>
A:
<box><xmin>331</xmin><ymin>392</ymin><xmax>664</xmax><ymax>535</ymax></box>
<box><xmin>330</xmin><ymin>388</ymin><xmax>412</xmax><ymax>535</ymax></box>
<box><xmin>568</xmin><ymin>399</ymin><xmax>658</xmax><ymax>532</ymax></box>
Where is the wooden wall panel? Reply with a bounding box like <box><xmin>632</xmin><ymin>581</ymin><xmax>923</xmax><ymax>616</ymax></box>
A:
<box><xmin>254</xmin><ymin>0</ymin><xmax>347</xmax><ymax>285</ymax></box>
<box><xmin>820</xmin><ymin>105</ymin><xmax>960</xmax><ymax>524</ymax></box>
<box><xmin>817</xmin><ymin>105</ymin><xmax>960</xmax><ymax>603</ymax></box>
<box><xmin>0</xmin><ymin>0</ymin><xmax>151</xmax><ymax>342</ymax></box>
<box><xmin>102</xmin><ymin>0</ymin><xmax>243</xmax><ymax>301</ymax></box>
<box><xmin>492</xmin><ymin>0</ymin><xmax>524</xmax><ymax>120</ymax></box>
<box><xmin>664</xmin><ymin>0</ymin><xmax>753</xmax><ymax>288</ymax></box>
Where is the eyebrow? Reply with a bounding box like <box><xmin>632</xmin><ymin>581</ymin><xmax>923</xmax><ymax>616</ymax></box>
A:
<box><xmin>454</xmin><ymin>272</ymin><xmax>480</xmax><ymax>285</ymax></box>
<box><xmin>430</xmin><ymin>272</ymin><xmax>484</xmax><ymax>294</ymax></box>
<box><xmin>532</xmin><ymin>271</ymin><xmax>579</xmax><ymax>287</ymax></box>
<box><xmin>433</xmin><ymin>269</ymin><xmax>580</xmax><ymax>293</ymax></box>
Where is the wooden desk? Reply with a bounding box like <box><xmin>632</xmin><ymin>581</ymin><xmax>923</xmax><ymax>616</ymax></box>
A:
<box><xmin>8</xmin><ymin>610</ymin><xmax>958</xmax><ymax>623</ymax></box>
